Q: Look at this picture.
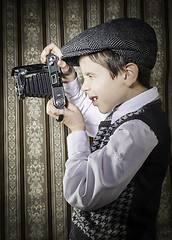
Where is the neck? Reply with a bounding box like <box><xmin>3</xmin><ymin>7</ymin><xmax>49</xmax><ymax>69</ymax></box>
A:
<box><xmin>125</xmin><ymin>83</ymin><xmax>148</xmax><ymax>102</ymax></box>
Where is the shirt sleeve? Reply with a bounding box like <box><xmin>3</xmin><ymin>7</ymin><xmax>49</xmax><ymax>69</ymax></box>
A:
<box><xmin>63</xmin><ymin>119</ymin><xmax>158</xmax><ymax>211</ymax></box>
<box><xmin>64</xmin><ymin>78</ymin><xmax>107</xmax><ymax>137</ymax></box>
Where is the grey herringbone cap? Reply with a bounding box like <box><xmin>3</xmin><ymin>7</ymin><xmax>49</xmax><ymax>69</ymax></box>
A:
<box><xmin>61</xmin><ymin>18</ymin><xmax>157</xmax><ymax>69</ymax></box>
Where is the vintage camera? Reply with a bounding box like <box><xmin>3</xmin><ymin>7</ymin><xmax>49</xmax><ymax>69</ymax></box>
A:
<box><xmin>11</xmin><ymin>53</ymin><xmax>65</xmax><ymax>121</ymax></box>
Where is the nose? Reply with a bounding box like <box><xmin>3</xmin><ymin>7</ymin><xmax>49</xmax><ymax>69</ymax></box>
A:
<box><xmin>81</xmin><ymin>78</ymin><xmax>90</xmax><ymax>92</ymax></box>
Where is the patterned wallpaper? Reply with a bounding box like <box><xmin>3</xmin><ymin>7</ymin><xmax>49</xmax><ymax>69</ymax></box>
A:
<box><xmin>1</xmin><ymin>0</ymin><xmax>172</xmax><ymax>239</ymax></box>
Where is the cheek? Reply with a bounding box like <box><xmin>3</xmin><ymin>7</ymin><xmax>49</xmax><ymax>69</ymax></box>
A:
<box><xmin>92</xmin><ymin>83</ymin><xmax>102</xmax><ymax>94</ymax></box>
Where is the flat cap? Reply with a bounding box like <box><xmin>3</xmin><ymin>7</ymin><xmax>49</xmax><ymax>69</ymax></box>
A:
<box><xmin>61</xmin><ymin>18</ymin><xmax>157</xmax><ymax>69</ymax></box>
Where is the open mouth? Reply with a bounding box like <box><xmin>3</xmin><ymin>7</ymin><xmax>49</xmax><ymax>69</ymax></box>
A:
<box><xmin>89</xmin><ymin>96</ymin><xmax>98</xmax><ymax>106</ymax></box>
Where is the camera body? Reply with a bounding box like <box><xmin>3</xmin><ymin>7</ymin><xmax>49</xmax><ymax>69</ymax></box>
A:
<box><xmin>11</xmin><ymin>53</ymin><xmax>65</xmax><ymax>121</ymax></box>
<box><xmin>46</xmin><ymin>54</ymin><xmax>65</xmax><ymax>109</ymax></box>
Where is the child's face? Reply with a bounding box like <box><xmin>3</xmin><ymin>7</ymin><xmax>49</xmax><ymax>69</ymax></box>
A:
<box><xmin>79</xmin><ymin>55</ymin><xmax>128</xmax><ymax>114</ymax></box>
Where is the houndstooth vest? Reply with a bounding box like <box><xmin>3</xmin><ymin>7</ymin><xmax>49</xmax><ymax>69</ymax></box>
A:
<box><xmin>69</xmin><ymin>99</ymin><xmax>171</xmax><ymax>240</ymax></box>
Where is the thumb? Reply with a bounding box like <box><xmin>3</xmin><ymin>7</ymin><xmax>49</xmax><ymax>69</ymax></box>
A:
<box><xmin>65</xmin><ymin>101</ymin><xmax>78</xmax><ymax>112</ymax></box>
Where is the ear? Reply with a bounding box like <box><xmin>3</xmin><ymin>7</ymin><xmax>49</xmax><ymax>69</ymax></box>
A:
<box><xmin>123</xmin><ymin>63</ymin><xmax>139</xmax><ymax>87</ymax></box>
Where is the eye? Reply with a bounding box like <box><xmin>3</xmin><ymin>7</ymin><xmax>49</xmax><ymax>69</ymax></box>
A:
<box><xmin>88</xmin><ymin>74</ymin><xmax>94</xmax><ymax>79</ymax></box>
<box><xmin>83</xmin><ymin>73</ymin><xmax>95</xmax><ymax>80</ymax></box>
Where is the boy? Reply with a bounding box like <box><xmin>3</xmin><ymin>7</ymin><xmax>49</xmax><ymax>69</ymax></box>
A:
<box><xmin>41</xmin><ymin>18</ymin><xmax>171</xmax><ymax>240</ymax></box>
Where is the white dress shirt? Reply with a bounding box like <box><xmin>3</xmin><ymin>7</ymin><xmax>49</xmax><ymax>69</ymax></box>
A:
<box><xmin>63</xmin><ymin>79</ymin><xmax>159</xmax><ymax>211</ymax></box>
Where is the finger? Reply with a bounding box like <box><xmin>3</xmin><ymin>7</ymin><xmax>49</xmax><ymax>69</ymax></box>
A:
<box><xmin>46</xmin><ymin>99</ymin><xmax>65</xmax><ymax>122</ymax></box>
<box><xmin>41</xmin><ymin>47</ymin><xmax>51</xmax><ymax>63</ymax></box>
<box><xmin>58</xmin><ymin>58</ymin><xmax>72</xmax><ymax>74</ymax></box>
<box><xmin>46</xmin><ymin>99</ymin><xmax>58</xmax><ymax>116</ymax></box>
<box><xmin>58</xmin><ymin>109</ymin><xmax>64</xmax><ymax>116</ymax></box>
<box><xmin>58</xmin><ymin>58</ymin><xmax>68</xmax><ymax>68</ymax></box>
<box><xmin>41</xmin><ymin>43</ymin><xmax>62</xmax><ymax>63</ymax></box>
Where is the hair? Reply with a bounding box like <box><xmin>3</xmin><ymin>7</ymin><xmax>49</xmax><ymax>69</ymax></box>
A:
<box><xmin>88</xmin><ymin>49</ymin><xmax>151</xmax><ymax>88</ymax></box>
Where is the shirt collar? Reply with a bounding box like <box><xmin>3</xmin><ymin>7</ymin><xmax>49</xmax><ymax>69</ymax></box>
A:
<box><xmin>111</xmin><ymin>87</ymin><xmax>160</xmax><ymax>123</ymax></box>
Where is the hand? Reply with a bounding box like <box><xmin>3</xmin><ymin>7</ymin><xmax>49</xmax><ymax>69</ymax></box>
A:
<box><xmin>46</xmin><ymin>98</ymin><xmax>85</xmax><ymax>132</ymax></box>
<box><xmin>41</xmin><ymin>43</ymin><xmax>76</xmax><ymax>83</ymax></box>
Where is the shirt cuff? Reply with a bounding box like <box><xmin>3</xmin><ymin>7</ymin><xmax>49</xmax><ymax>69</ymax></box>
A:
<box><xmin>67</xmin><ymin>130</ymin><xmax>91</xmax><ymax>158</ymax></box>
<box><xmin>64</xmin><ymin>77</ymin><xmax>81</xmax><ymax>99</ymax></box>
